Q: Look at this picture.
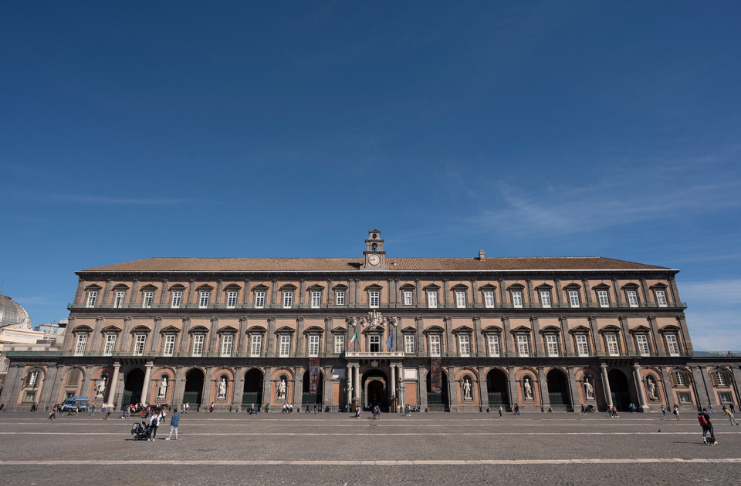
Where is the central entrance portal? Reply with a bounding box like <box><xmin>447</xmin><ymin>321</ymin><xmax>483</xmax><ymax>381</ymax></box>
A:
<box><xmin>362</xmin><ymin>369</ymin><xmax>388</xmax><ymax>412</ymax></box>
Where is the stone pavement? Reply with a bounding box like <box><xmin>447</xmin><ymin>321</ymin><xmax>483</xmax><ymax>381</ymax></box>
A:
<box><xmin>1</xmin><ymin>410</ymin><xmax>740</xmax><ymax>485</ymax></box>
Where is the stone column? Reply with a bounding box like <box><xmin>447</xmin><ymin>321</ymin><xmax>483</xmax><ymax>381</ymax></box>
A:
<box><xmin>3</xmin><ymin>364</ymin><xmax>22</xmax><ymax>409</ymax></box>
<box><xmin>299</xmin><ymin>279</ymin><xmax>306</xmax><ymax>307</ymax></box>
<box><xmin>346</xmin><ymin>364</ymin><xmax>353</xmax><ymax>411</ymax></box>
<box><xmin>692</xmin><ymin>365</ymin><xmax>716</xmax><ymax>408</ymax></box>
<box><xmin>242</xmin><ymin>280</ymin><xmax>251</xmax><ymax>307</ymax></box>
<box><xmin>172</xmin><ymin>366</ymin><xmax>185</xmax><ymax>408</ymax></box>
<box><xmin>150</xmin><ymin>317</ymin><xmax>163</xmax><ymax>353</ymax></box>
<box><xmin>676</xmin><ymin>316</ymin><xmax>694</xmax><ymax>354</ymax></box>
<box><xmin>659</xmin><ymin>367</ymin><xmax>675</xmax><ymax>409</ymax></box>
<box><xmin>582</xmin><ymin>278</ymin><xmax>592</xmax><ymax>305</ymax></box>
<box><xmin>215</xmin><ymin>279</ymin><xmax>224</xmax><ymax>304</ymax></box>
<box><xmin>567</xmin><ymin>366</ymin><xmax>580</xmax><ymax>412</ymax></box>
<box><xmin>141</xmin><ymin>362</ymin><xmax>153</xmax><ymax>406</ymax></box>
<box><xmin>270</xmin><ymin>279</ymin><xmax>278</xmax><ymax>308</ymax></box>
<box><xmin>398</xmin><ymin>364</ymin><xmax>405</xmax><ymax>410</ymax></box>
<box><xmin>180</xmin><ymin>317</ymin><xmax>191</xmax><ymax>354</ymax></box>
<box><xmin>611</xmin><ymin>278</ymin><xmax>623</xmax><ymax>306</ymax></box>
<box><xmin>267</xmin><ymin>317</ymin><xmax>276</xmax><ymax>357</ymax></box>
<box><xmin>109</xmin><ymin>362</ymin><xmax>121</xmax><ymax>406</ymax></box>
<box><xmin>232</xmin><ymin>366</ymin><xmax>245</xmax><ymax>412</ymax></box>
<box><xmin>537</xmin><ymin>367</ymin><xmax>549</xmax><ymax>412</ymax></box>
<box><xmin>294</xmin><ymin>366</ymin><xmax>305</xmax><ymax>409</ymax></box>
<box><xmin>640</xmin><ymin>278</ymin><xmax>651</xmax><ymax>304</ymax></box>
<box><xmin>81</xmin><ymin>365</ymin><xmax>93</xmax><ymax>401</ymax></box>
<box><xmin>442</xmin><ymin>279</ymin><xmax>450</xmax><ymax>308</ymax></box>
<box><xmin>201</xmin><ymin>366</ymin><xmax>214</xmax><ymax>408</ymax></box>
<box><xmin>128</xmin><ymin>280</ymin><xmax>140</xmax><ymax>305</ymax></box>
<box><xmin>416</xmin><ymin>317</ymin><xmax>424</xmax><ymax>354</ymax></box>
<box><xmin>159</xmin><ymin>279</ymin><xmax>169</xmax><ymax>305</ymax></box>
<box><xmin>354</xmin><ymin>364</ymin><xmax>360</xmax><ymax>403</ymax></box>
<box><xmin>90</xmin><ymin>317</ymin><xmax>104</xmax><ymax>353</ymax></box>
<box><xmin>600</xmin><ymin>363</ymin><xmax>612</xmax><ymax>409</ymax></box>
<box><xmin>209</xmin><ymin>317</ymin><xmax>219</xmax><ymax>354</ymax></box>
<box><xmin>560</xmin><ymin>317</ymin><xmax>574</xmax><ymax>355</ymax></box>
<box><xmin>478</xmin><ymin>366</ymin><xmax>489</xmax><ymax>410</ymax></box>
<box><xmin>498</xmin><ymin>279</ymin><xmax>506</xmax><ymax>305</ymax></box>
<box><xmin>296</xmin><ymin>317</ymin><xmax>305</xmax><ymax>357</ymax></box>
<box><xmin>119</xmin><ymin>317</ymin><xmax>133</xmax><ymax>353</ymax></box>
<box><xmin>502</xmin><ymin>317</ymin><xmax>511</xmax><ymax>356</ymax></box>
<box><xmin>74</xmin><ymin>278</ymin><xmax>86</xmax><ymax>305</ymax></box>
<box><xmin>355</xmin><ymin>279</ymin><xmax>361</xmax><ymax>307</ymax></box>
<box><xmin>632</xmin><ymin>363</ymin><xmax>648</xmax><ymax>411</ymax></box>
<box><xmin>506</xmin><ymin>366</ymin><xmax>516</xmax><ymax>410</ymax></box>
<box><xmin>322</xmin><ymin>365</ymin><xmax>333</xmax><ymax>412</ymax></box>
<box><xmin>390</xmin><ymin>364</ymin><xmax>396</xmax><ymax>409</ymax></box>
<box><xmin>415</xmin><ymin>280</ymin><xmax>422</xmax><ymax>308</ymax></box>
<box><xmin>237</xmin><ymin>317</ymin><xmax>247</xmax><ymax>355</ymax></box>
<box><xmin>554</xmin><ymin>278</ymin><xmax>563</xmax><ymax>306</ymax></box>
<box><xmin>102</xmin><ymin>279</ymin><xmax>112</xmax><ymax>305</ymax></box>
<box><xmin>444</xmin><ymin>317</ymin><xmax>453</xmax><ymax>357</ymax></box>
<box><xmin>531</xmin><ymin>317</ymin><xmax>541</xmax><ymax>357</ymax></box>
<box><xmin>526</xmin><ymin>279</ymin><xmax>534</xmax><ymax>306</ymax></box>
<box><xmin>589</xmin><ymin>316</ymin><xmax>603</xmax><ymax>354</ymax></box>
<box><xmin>262</xmin><ymin>366</ymin><xmax>273</xmax><ymax>410</ymax></box>
<box><xmin>471</xmin><ymin>280</ymin><xmax>478</xmax><ymax>307</ymax></box>
<box><xmin>619</xmin><ymin>316</ymin><xmax>634</xmax><ymax>355</ymax></box>
<box><xmin>473</xmin><ymin>317</ymin><xmax>482</xmax><ymax>357</ymax></box>
<box><xmin>187</xmin><ymin>279</ymin><xmax>196</xmax><ymax>305</ymax></box>
<box><xmin>418</xmin><ymin>365</ymin><xmax>428</xmax><ymax>410</ymax></box>
<box><xmin>39</xmin><ymin>365</ymin><xmax>60</xmax><ymax>409</ymax></box>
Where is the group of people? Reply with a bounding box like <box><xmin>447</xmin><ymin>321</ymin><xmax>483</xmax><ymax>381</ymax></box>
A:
<box><xmin>579</xmin><ymin>404</ymin><xmax>595</xmax><ymax>414</ymax></box>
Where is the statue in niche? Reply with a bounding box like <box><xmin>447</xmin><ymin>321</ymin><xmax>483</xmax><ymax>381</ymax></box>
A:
<box><xmin>277</xmin><ymin>378</ymin><xmax>287</xmax><ymax>400</ymax></box>
<box><xmin>646</xmin><ymin>376</ymin><xmax>657</xmax><ymax>401</ymax></box>
<box><xmin>583</xmin><ymin>377</ymin><xmax>594</xmax><ymax>400</ymax></box>
<box><xmin>523</xmin><ymin>377</ymin><xmax>533</xmax><ymax>400</ymax></box>
<box><xmin>218</xmin><ymin>377</ymin><xmax>227</xmax><ymax>399</ymax></box>
<box><xmin>158</xmin><ymin>376</ymin><xmax>168</xmax><ymax>399</ymax></box>
<box><xmin>95</xmin><ymin>376</ymin><xmax>107</xmax><ymax>398</ymax></box>
<box><xmin>463</xmin><ymin>378</ymin><xmax>472</xmax><ymax>400</ymax></box>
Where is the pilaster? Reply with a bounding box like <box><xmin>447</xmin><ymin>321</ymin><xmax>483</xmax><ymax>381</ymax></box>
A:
<box><xmin>530</xmin><ymin>317</ymin><xmax>541</xmax><ymax>356</ymax></box>
<box><xmin>567</xmin><ymin>366</ymin><xmax>580</xmax><ymax>412</ymax></box>
<box><xmin>202</xmin><ymin>366</ymin><xmax>215</xmax><ymax>407</ymax></box>
<box><xmin>560</xmin><ymin>317</ymin><xmax>574</xmax><ymax>355</ymax></box>
<box><xmin>537</xmin><ymin>366</ymin><xmax>549</xmax><ymax>411</ymax></box>
<box><xmin>619</xmin><ymin>316</ymin><xmax>634</xmax><ymax>355</ymax></box>
<box><xmin>600</xmin><ymin>363</ymin><xmax>612</xmax><ymax>408</ymax></box>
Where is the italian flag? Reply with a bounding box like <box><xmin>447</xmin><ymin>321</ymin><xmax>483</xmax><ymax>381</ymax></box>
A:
<box><xmin>349</xmin><ymin>330</ymin><xmax>358</xmax><ymax>347</ymax></box>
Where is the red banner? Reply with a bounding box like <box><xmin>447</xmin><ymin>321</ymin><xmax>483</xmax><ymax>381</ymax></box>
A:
<box><xmin>430</xmin><ymin>358</ymin><xmax>442</xmax><ymax>394</ymax></box>
<box><xmin>309</xmin><ymin>358</ymin><xmax>321</xmax><ymax>394</ymax></box>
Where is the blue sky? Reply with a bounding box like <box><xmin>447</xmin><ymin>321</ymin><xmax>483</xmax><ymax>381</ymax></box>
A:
<box><xmin>1</xmin><ymin>1</ymin><xmax>740</xmax><ymax>350</ymax></box>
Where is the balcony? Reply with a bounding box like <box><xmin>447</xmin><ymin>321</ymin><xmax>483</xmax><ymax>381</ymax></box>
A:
<box><xmin>345</xmin><ymin>351</ymin><xmax>405</xmax><ymax>358</ymax></box>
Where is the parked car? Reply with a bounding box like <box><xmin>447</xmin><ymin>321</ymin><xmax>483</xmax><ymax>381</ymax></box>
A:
<box><xmin>60</xmin><ymin>397</ymin><xmax>89</xmax><ymax>412</ymax></box>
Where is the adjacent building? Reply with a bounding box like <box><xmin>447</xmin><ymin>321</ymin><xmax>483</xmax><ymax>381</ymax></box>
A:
<box><xmin>1</xmin><ymin>230</ymin><xmax>739</xmax><ymax>413</ymax></box>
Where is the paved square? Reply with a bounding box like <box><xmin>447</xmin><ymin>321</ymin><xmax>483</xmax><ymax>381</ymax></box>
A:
<box><xmin>1</xmin><ymin>410</ymin><xmax>740</xmax><ymax>485</ymax></box>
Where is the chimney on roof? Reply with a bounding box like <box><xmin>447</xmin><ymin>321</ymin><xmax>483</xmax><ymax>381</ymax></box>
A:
<box><xmin>478</xmin><ymin>249</ymin><xmax>485</xmax><ymax>261</ymax></box>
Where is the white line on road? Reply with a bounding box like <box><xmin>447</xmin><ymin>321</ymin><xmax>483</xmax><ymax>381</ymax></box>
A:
<box><xmin>0</xmin><ymin>431</ymin><xmax>735</xmax><ymax>436</ymax></box>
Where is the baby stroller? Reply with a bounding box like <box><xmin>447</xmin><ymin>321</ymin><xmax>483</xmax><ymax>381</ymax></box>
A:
<box><xmin>131</xmin><ymin>421</ymin><xmax>151</xmax><ymax>441</ymax></box>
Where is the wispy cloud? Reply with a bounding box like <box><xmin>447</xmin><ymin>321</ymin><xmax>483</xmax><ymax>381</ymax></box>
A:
<box><xmin>680</xmin><ymin>280</ymin><xmax>741</xmax><ymax>305</ymax></box>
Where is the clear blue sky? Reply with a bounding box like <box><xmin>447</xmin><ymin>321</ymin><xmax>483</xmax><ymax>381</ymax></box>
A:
<box><xmin>1</xmin><ymin>1</ymin><xmax>740</xmax><ymax>350</ymax></box>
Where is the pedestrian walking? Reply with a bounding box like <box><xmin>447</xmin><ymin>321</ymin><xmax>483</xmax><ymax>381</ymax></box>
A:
<box><xmin>48</xmin><ymin>405</ymin><xmax>57</xmax><ymax>420</ymax></box>
<box><xmin>30</xmin><ymin>403</ymin><xmax>37</xmax><ymax>412</ymax></box>
<box><xmin>265</xmin><ymin>404</ymin><xmax>269</xmax><ymax>413</ymax></box>
<box><xmin>306</xmin><ymin>404</ymin><xmax>310</xmax><ymax>413</ymax></box>
<box><xmin>313</xmin><ymin>404</ymin><xmax>317</xmax><ymax>414</ymax></box>
<box><xmin>673</xmin><ymin>404</ymin><xmax>680</xmax><ymax>420</ymax></box>
<box><xmin>513</xmin><ymin>404</ymin><xmax>519</xmax><ymax>415</ymax></box>
<box><xmin>611</xmin><ymin>405</ymin><xmax>619</xmax><ymax>418</ymax></box>
<box><xmin>166</xmin><ymin>410</ymin><xmax>180</xmax><ymax>440</ymax></box>
<box><xmin>661</xmin><ymin>404</ymin><xmax>666</xmax><ymax>417</ymax></box>
<box><xmin>148</xmin><ymin>410</ymin><xmax>161</xmax><ymax>441</ymax></box>
<box><xmin>498</xmin><ymin>405</ymin><xmax>503</xmax><ymax>418</ymax></box>
<box><xmin>730</xmin><ymin>403</ymin><xmax>736</xmax><ymax>414</ymax></box>
<box><xmin>722</xmin><ymin>406</ymin><xmax>740</xmax><ymax>426</ymax></box>
<box><xmin>709</xmin><ymin>404</ymin><xmax>715</xmax><ymax>414</ymax></box>
<box><xmin>580</xmin><ymin>404</ymin><xmax>586</xmax><ymax>415</ymax></box>
<box><xmin>698</xmin><ymin>408</ymin><xmax>717</xmax><ymax>444</ymax></box>
<box><xmin>90</xmin><ymin>404</ymin><xmax>96</xmax><ymax>416</ymax></box>
<box><xmin>209</xmin><ymin>402</ymin><xmax>214</xmax><ymax>413</ymax></box>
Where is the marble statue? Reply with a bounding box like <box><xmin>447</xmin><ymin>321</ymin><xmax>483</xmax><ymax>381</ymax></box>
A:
<box><xmin>583</xmin><ymin>378</ymin><xmax>594</xmax><ymax>400</ymax></box>
<box><xmin>158</xmin><ymin>376</ymin><xmax>168</xmax><ymax>399</ymax></box>
<box><xmin>277</xmin><ymin>378</ymin><xmax>287</xmax><ymax>400</ymax></box>
<box><xmin>524</xmin><ymin>377</ymin><xmax>533</xmax><ymax>400</ymax></box>
<box><xmin>647</xmin><ymin>376</ymin><xmax>657</xmax><ymax>400</ymax></box>
<box><xmin>218</xmin><ymin>377</ymin><xmax>227</xmax><ymax>399</ymax></box>
<box><xmin>95</xmin><ymin>376</ymin><xmax>107</xmax><ymax>398</ymax></box>
<box><xmin>463</xmin><ymin>378</ymin><xmax>472</xmax><ymax>400</ymax></box>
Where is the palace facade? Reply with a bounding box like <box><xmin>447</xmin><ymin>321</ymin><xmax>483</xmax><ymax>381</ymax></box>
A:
<box><xmin>2</xmin><ymin>230</ymin><xmax>740</xmax><ymax>413</ymax></box>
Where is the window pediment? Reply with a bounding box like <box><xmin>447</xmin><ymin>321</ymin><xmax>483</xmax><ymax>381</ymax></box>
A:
<box><xmin>189</xmin><ymin>325</ymin><xmax>210</xmax><ymax>334</ymax></box>
<box><xmin>569</xmin><ymin>325</ymin><xmax>590</xmax><ymax>334</ymax></box>
<box><xmin>423</xmin><ymin>325</ymin><xmax>444</xmax><ymax>334</ymax></box>
<box><xmin>247</xmin><ymin>325</ymin><xmax>266</xmax><ymax>334</ymax></box>
<box><xmin>169</xmin><ymin>284</ymin><xmax>186</xmax><ymax>291</ymax></box>
<box><xmin>196</xmin><ymin>284</ymin><xmax>214</xmax><ymax>292</ymax></box>
<box><xmin>141</xmin><ymin>284</ymin><xmax>158</xmax><ymax>291</ymax></box>
<box><xmin>511</xmin><ymin>325</ymin><xmax>531</xmax><ymax>334</ymax></box>
<box><xmin>217</xmin><ymin>326</ymin><xmax>238</xmax><ymax>334</ymax></box>
<box><xmin>453</xmin><ymin>326</ymin><xmax>473</xmax><ymax>334</ymax></box>
<box><xmin>401</xmin><ymin>326</ymin><xmax>417</xmax><ymax>334</ymax></box>
<box><xmin>399</xmin><ymin>283</ymin><xmax>416</xmax><ymax>291</ymax></box>
<box><xmin>621</xmin><ymin>283</ymin><xmax>639</xmax><ymax>290</ymax></box>
<box><xmin>331</xmin><ymin>327</ymin><xmax>347</xmax><ymax>335</ymax></box>
<box><xmin>534</xmin><ymin>283</ymin><xmax>553</xmax><ymax>290</ymax></box>
<box><xmin>562</xmin><ymin>283</ymin><xmax>581</xmax><ymax>290</ymax></box>
<box><xmin>363</xmin><ymin>284</ymin><xmax>383</xmax><ymax>291</ymax></box>
<box><xmin>252</xmin><ymin>284</ymin><xmax>270</xmax><ymax>292</ymax></box>
<box><xmin>658</xmin><ymin>325</ymin><xmax>680</xmax><ymax>334</ymax></box>
<box><xmin>275</xmin><ymin>326</ymin><xmax>296</xmax><ymax>335</ymax></box>
<box><xmin>650</xmin><ymin>283</ymin><xmax>668</xmax><ymax>289</ymax></box>
<box><xmin>303</xmin><ymin>326</ymin><xmax>324</xmax><ymax>335</ymax></box>
<box><xmin>506</xmin><ymin>283</ymin><xmax>525</xmax><ymax>291</ymax></box>
<box><xmin>598</xmin><ymin>325</ymin><xmax>621</xmax><ymax>334</ymax></box>
<box><xmin>131</xmin><ymin>325</ymin><xmax>152</xmax><ymax>334</ymax></box>
<box><xmin>332</xmin><ymin>284</ymin><xmax>348</xmax><ymax>291</ymax></box>
<box><xmin>451</xmin><ymin>284</ymin><xmax>469</xmax><ymax>291</ymax></box>
<box><xmin>223</xmin><ymin>284</ymin><xmax>242</xmax><ymax>291</ymax></box>
<box><xmin>160</xmin><ymin>325</ymin><xmax>181</xmax><ymax>334</ymax></box>
<box><xmin>630</xmin><ymin>325</ymin><xmax>651</xmax><ymax>334</ymax></box>
<box><xmin>592</xmin><ymin>283</ymin><xmax>610</xmax><ymax>290</ymax></box>
<box><xmin>423</xmin><ymin>284</ymin><xmax>440</xmax><ymax>291</ymax></box>
<box><xmin>84</xmin><ymin>284</ymin><xmax>102</xmax><ymax>291</ymax></box>
<box><xmin>306</xmin><ymin>285</ymin><xmax>325</xmax><ymax>291</ymax></box>
<box><xmin>482</xmin><ymin>325</ymin><xmax>503</xmax><ymax>334</ymax></box>
<box><xmin>100</xmin><ymin>325</ymin><xmax>122</xmax><ymax>334</ymax></box>
<box><xmin>72</xmin><ymin>325</ymin><xmax>93</xmax><ymax>334</ymax></box>
<box><xmin>279</xmin><ymin>284</ymin><xmax>297</xmax><ymax>291</ymax></box>
<box><xmin>540</xmin><ymin>325</ymin><xmax>561</xmax><ymax>334</ymax></box>
<box><xmin>112</xmin><ymin>284</ymin><xmax>130</xmax><ymax>291</ymax></box>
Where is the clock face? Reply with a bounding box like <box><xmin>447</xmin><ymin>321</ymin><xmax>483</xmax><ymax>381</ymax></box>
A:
<box><xmin>368</xmin><ymin>254</ymin><xmax>380</xmax><ymax>266</ymax></box>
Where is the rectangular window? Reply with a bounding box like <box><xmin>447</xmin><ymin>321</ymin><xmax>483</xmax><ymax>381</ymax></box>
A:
<box><xmin>636</xmin><ymin>335</ymin><xmax>651</xmax><ymax>356</ymax></box>
<box><xmin>720</xmin><ymin>392</ymin><xmax>733</xmax><ymax>403</ymax></box>
<box><xmin>540</xmin><ymin>290</ymin><xmax>551</xmax><ymax>308</ymax></box>
<box><xmin>546</xmin><ymin>335</ymin><xmax>559</xmax><ymax>357</ymax></box>
<box><xmin>254</xmin><ymin>291</ymin><xmax>265</xmax><ymax>308</ymax></box>
<box><xmin>86</xmin><ymin>291</ymin><xmax>98</xmax><ymax>308</ymax></box>
<box><xmin>427</xmin><ymin>291</ymin><xmax>438</xmax><ymax>309</ymax></box>
<box><xmin>512</xmin><ymin>290</ymin><xmax>523</xmax><ymax>308</ymax></box>
<box><xmin>24</xmin><ymin>391</ymin><xmax>37</xmax><ymax>403</ymax></box>
<box><xmin>666</xmin><ymin>334</ymin><xmax>680</xmax><ymax>356</ymax></box>
<box><xmin>455</xmin><ymin>291</ymin><xmax>466</xmax><ymax>308</ymax></box>
<box><xmin>369</xmin><ymin>291</ymin><xmax>380</xmax><ymax>308</ymax></box>
<box><xmin>310</xmin><ymin>291</ymin><xmax>321</xmax><ymax>309</ymax></box>
<box><xmin>171</xmin><ymin>291</ymin><xmax>182</xmax><ymax>309</ymax></box>
<box><xmin>715</xmin><ymin>371</ymin><xmax>727</xmax><ymax>386</ymax></box>
<box><xmin>568</xmin><ymin>290</ymin><xmax>580</xmax><ymax>308</ymax></box>
<box><xmin>458</xmin><ymin>334</ymin><xmax>470</xmax><ymax>356</ymax></box>
<box><xmin>606</xmin><ymin>334</ymin><xmax>620</xmax><ymax>356</ymax></box>
<box><xmin>336</xmin><ymin>291</ymin><xmax>345</xmax><ymax>306</ymax></box>
<box><xmin>626</xmin><ymin>290</ymin><xmax>639</xmax><ymax>307</ymax></box>
<box><xmin>74</xmin><ymin>334</ymin><xmax>88</xmax><ymax>356</ymax></box>
<box><xmin>103</xmin><ymin>334</ymin><xmax>117</xmax><ymax>356</ymax></box>
<box><xmin>575</xmin><ymin>334</ymin><xmax>589</xmax><ymax>357</ymax></box>
<box><xmin>308</xmin><ymin>335</ymin><xmax>320</xmax><ymax>357</ymax></box>
<box><xmin>279</xmin><ymin>335</ymin><xmax>290</xmax><ymax>357</ymax></box>
<box><xmin>250</xmin><ymin>334</ymin><xmax>262</xmax><ymax>357</ymax></box>
<box><xmin>404</xmin><ymin>334</ymin><xmax>415</xmax><ymax>354</ymax></box>
<box><xmin>283</xmin><ymin>291</ymin><xmax>293</xmax><ymax>309</ymax></box>
<box><xmin>221</xmin><ymin>335</ymin><xmax>233</xmax><ymax>357</ymax></box>
<box><xmin>370</xmin><ymin>335</ymin><xmax>381</xmax><ymax>352</ymax></box>
<box><xmin>484</xmin><ymin>291</ymin><xmax>495</xmax><ymax>308</ymax></box>
<box><xmin>597</xmin><ymin>290</ymin><xmax>609</xmax><ymax>308</ymax></box>
<box><xmin>403</xmin><ymin>291</ymin><xmax>413</xmax><ymax>306</ymax></box>
<box><xmin>674</xmin><ymin>371</ymin><xmax>687</xmax><ymax>386</ymax></box>
<box><xmin>334</xmin><ymin>335</ymin><xmax>344</xmax><ymax>354</ymax></box>
<box><xmin>163</xmin><ymin>335</ymin><xmax>176</xmax><ymax>356</ymax></box>
<box><xmin>133</xmin><ymin>334</ymin><xmax>147</xmax><ymax>356</ymax></box>
<box><xmin>429</xmin><ymin>335</ymin><xmax>441</xmax><ymax>357</ymax></box>
<box><xmin>517</xmin><ymin>335</ymin><xmax>530</xmax><ymax>357</ymax></box>
<box><xmin>142</xmin><ymin>291</ymin><xmax>154</xmax><ymax>309</ymax></box>
<box><xmin>192</xmin><ymin>335</ymin><xmax>205</xmax><ymax>357</ymax></box>
<box><xmin>487</xmin><ymin>335</ymin><xmax>500</xmax><ymax>357</ymax></box>
<box><xmin>114</xmin><ymin>291</ymin><xmax>126</xmax><ymax>309</ymax></box>
<box><xmin>656</xmin><ymin>290</ymin><xmax>668</xmax><ymax>307</ymax></box>
<box><xmin>227</xmin><ymin>291</ymin><xmax>238</xmax><ymax>309</ymax></box>
<box><xmin>199</xmin><ymin>291</ymin><xmax>210</xmax><ymax>308</ymax></box>
<box><xmin>678</xmin><ymin>392</ymin><xmax>691</xmax><ymax>403</ymax></box>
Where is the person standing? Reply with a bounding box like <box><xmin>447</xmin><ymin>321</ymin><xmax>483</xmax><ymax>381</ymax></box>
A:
<box><xmin>722</xmin><ymin>406</ymin><xmax>739</xmax><ymax>426</ymax></box>
<box><xmin>661</xmin><ymin>404</ymin><xmax>666</xmax><ymax>417</ymax></box>
<box><xmin>730</xmin><ymin>403</ymin><xmax>736</xmax><ymax>414</ymax></box>
<box><xmin>209</xmin><ymin>402</ymin><xmax>214</xmax><ymax>413</ymax></box>
<box><xmin>709</xmin><ymin>404</ymin><xmax>715</xmax><ymax>414</ymax></box>
<box><xmin>673</xmin><ymin>404</ymin><xmax>680</xmax><ymax>420</ymax></box>
<box><xmin>48</xmin><ymin>405</ymin><xmax>57</xmax><ymax>421</ymax></box>
<box><xmin>148</xmin><ymin>410</ymin><xmax>161</xmax><ymax>441</ymax></box>
<box><xmin>166</xmin><ymin>410</ymin><xmax>180</xmax><ymax>440</ymax></box>
<box><xmin>498</xmin><ymin>405</ymin><xmax>503</xmax><ymax>418</ymax></box>
<box><xmin>698</xmin><ymin>408</ymin><xmax>717</xmax><ymax>444</ymax></box>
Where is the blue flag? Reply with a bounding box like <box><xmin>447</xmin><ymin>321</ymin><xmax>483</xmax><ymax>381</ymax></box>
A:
<box><xmin>386</xmin><ymin>332</ymin><xmax>393</xmax><ymax>351</ymax></box>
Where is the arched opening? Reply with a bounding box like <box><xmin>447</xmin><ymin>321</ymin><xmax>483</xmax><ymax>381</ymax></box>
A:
<box><xmin>486</xmin><ymin>369</ymin><xmax>509</xmax><ymax>410</ymax></box>
<box><xmin>183</xmin><ymin>369</ymin><xmax>204</xmax><ymax>407</ymax></box>
<box><xmin>547</xmin><ymin>369</ymin><xmax>571</xmax><ymax>409</ymax></box>
<box><xmin>303</xmin><ymin>369</ymin><xmax>323</xmax><ymax>407</ymax></box>
<box><xmin>122</xmin><ymin>368</ymin><xmax>144</xmax><ymax>406</ymax></box>
<box><xmin>608</xmin><ymin>369</ymin><xmax>631</xmax><ymax>411</ymax></box>
<box><xmin>362</xmin><ymin>369</ymin><xmax>387</xmax><ymax>411</ymax></box>
<box><xmin>242</xmin><ymin>369</ymin><xmax>263</xmax><ymax>406</ymax></box>
<box><xmin>426</xmin><ymin>369</ymin><xmax>449</xmax><ymax>411</ymax></box>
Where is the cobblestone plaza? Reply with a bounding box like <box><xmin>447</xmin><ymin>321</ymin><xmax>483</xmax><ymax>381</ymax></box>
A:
<box><xmin>1</xmin><ymin>411</ymin><xmax>740</xmax><ymax>485</ymax></box>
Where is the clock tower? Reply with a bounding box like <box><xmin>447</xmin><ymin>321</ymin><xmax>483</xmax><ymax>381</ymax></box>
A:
<box><xmin>363</xmin><ymin>229</ymin><xmax>388</xmax><ymax>270</ymax></box>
